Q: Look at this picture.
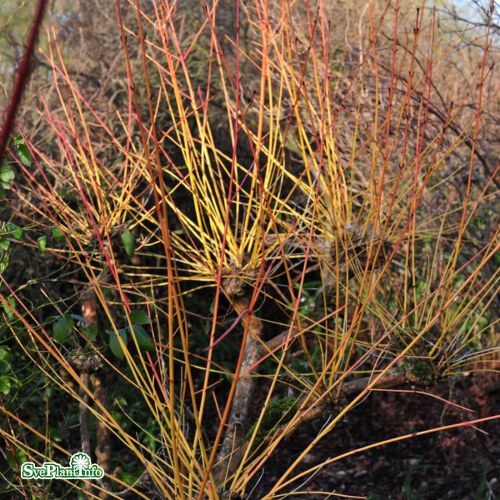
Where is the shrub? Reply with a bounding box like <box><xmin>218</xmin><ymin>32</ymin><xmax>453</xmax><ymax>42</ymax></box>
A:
<box><xmin>1</xmin><ymin>1</ymin><xmax>498</xmax><ymax>498</ymax></box>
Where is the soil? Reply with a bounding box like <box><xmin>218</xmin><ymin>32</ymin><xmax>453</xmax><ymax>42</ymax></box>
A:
<box><xmin>249</xmin><ymin>372</ymin><xmax>500</xmax><ymax>499</ymax></box>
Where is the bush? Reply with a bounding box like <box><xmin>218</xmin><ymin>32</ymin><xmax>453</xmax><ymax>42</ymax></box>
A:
<box><xmin>1</xmin><ymin>1</ymin><xmax>498</xmax><ymax>498</ymax></box>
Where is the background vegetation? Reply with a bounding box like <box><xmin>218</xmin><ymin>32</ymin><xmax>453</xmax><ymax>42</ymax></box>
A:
<box><xmin>0</xmin><ymin>0</ymin><xmax>498</xmax><ymax>498</ymax></box>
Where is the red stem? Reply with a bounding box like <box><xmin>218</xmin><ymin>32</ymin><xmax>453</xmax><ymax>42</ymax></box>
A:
<box><xmin>0</xmin><ymin>0</ymin><xmax>49</xmax><ymax>161</ymax></box>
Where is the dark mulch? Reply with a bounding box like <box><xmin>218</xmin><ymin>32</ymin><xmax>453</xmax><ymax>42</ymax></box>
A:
<box><xmin>249</xmin><ymin>372</ymin><xmax>499</xmax><ymax>499</ymax></box>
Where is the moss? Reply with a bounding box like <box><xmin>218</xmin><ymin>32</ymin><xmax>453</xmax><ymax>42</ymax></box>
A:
<box><xmin>245</xmin><ymin>396</ymin><xmax>298</xmax><ymax>441</ymax></box>
<box><xmin>399</xmin><ymin>359</ymin><xmax>438</xmax><ymax>386</ymax></box>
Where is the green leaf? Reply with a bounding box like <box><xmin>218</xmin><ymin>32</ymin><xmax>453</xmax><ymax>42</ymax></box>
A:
<box><xmin>0</xmin><ymin>236</ymin><xmax>10</xmax><ymax>251</ymax></box>
<box><xmin>117</xmin><ymin>471</ymin><xmax>142</xmax><ymax>485</ymax></box>
<box><xmin>120</xmin><ymin>228</ymin><xmax>135</xmax><ymax>257</ymax></box>
<box><xmin>51</xmin><ymin>226</ymin><xmax>65</xmax><ymax>242</ymax></box>
<box><xmin>6</xmin><ymin>223</ymin><xmax>24</xmax><ymax>240</ymax></box>
<box><xmin>110</xmin><ymin>329</ymin><xmax>127</xmax><ymax>360</ymax></box>
<box><xmin>131</xmin><ymin>324</ymin><xmax>154</xmax><ymax>351</ymax></box>
<box><xmin>52</xmin><ymin>315</ymin><xmax>74</xmax><ymax>344</ymax></box>
<box><xmin>0</xmin><ymin>160</ymin><xmax>15</xmax><ymax>186</ymax></box>
<box><xmin>0</xmin><ymin>249</ymin><xmax>9</xmax><ymax>275</ymax></box>
<box><xmin>15</xmin><ymin>143</ymin><xmax>32</xmax><ymax>167</ymax></box>
<box><xmin>209</xmin><ymin>298</ymin><xmax>216</xmax><ymax>314</ymax></box>
<box><xmin>65</xmin><ymin>315</ymin><xmax>75</xmax><ymax>330</ymax></box>
<box><xmin>82</xmin><ymin>324</ymin><xmax>98</xmax><ymax>342</ymax></box>
<box><xmin>128</xmin><ymin>310</ymin><xmax>151</xmax><ymax>325</ymax></box>
<box><xmin>7</xmin><ymin>447</ymin><xmax>27</xmax><ymax>469</ymax></box>
<box><xmin>0</xmin><ymin>360</ymin><xmax>11</xmax><ymax>376</ymax></box>
<box><xmin>0</xmin><ymin>347</ymin><xmax>13</xmax><ymax>375</ymax></box>
<box><xmin>37</xmin><ymin>236</ymin><xmax>47</xmax><ymax>253</ymax></box>
<box><xmin>2</xmin><ymin>296</ymin><xmax>16</xmax><ymax>320</ymax></box>
<box><xmin>0</xmin><ymin>376</ymin><xmax>12</xmax><ymax>396</ymax></box>
<box><xmin>0</xmin><ymin>347</ymin><xmax>13</xmax><ymax>365</ymax></box>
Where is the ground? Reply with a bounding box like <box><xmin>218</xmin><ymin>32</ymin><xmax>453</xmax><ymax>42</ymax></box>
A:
<box><xmin>250</xmin><ymin>372</ymin><xmax>499</xmax><ymax>499</ymax></box>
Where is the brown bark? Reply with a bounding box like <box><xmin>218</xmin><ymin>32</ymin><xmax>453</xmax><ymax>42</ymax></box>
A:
<box><xmin>215</xmin><ymin>284</ymin><xmax>264</xmax><ymax>483</ymax></box>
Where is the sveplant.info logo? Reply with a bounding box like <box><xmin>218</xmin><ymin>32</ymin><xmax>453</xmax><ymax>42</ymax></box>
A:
<box><xmin>21</xmin><ymin>452</ymin><xmax>104</xmax><ymax>480</ymax></box>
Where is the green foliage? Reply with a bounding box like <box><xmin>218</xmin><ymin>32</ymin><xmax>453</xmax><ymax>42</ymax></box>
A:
<box><xmin>13</xmin><ymin>135</ymin><xmax>32</xmax><ymax>167</ymax></box>
<box><xmin>5</xmin><ymin>222</ymin><xmax>23</xmax><ymax>240</ymax></box>
<box><xmin>0</xmin><ymin>160</ymin><xmax>15</xmax><ymax>186</ymax></box>
<box><xmin>51</xmin><ymin>226</ymin><xmax>65</xmax><ymax>242</ymax></box>
<box><xmin>128</xmin><ymin>310</ymin><xmax>151</xmax><ymax>325</ymax></box>
<box><xmin>36</xmin><ymin>235</ymin><xmax>46</xmax><ymax>253</ymax></box>
<box><xmin>0</xmin><ymin>136</ymin><xmax>31</xmax><ymax>201</ymax></box>
<box><xmin>0</xmin><ymin>237</ymin><xmax>9</xmax><ymax>275</ymax></box>
<box><xmin>51</xmin><ymin>313</ymin><xmax>100</xmax><ymax>344</ymax></box>
<box><xmin>52</xmin><ymin>314</ymin><xmax>75</xmax><ymax>344</ymax></box>
<box><xmin>0</xmin><ymin>346</ymin><xmax>18</xmax><ymax>396</ymax></box>
<box><xmin>0</xmin><ymin>221</ymin><xmax>22</xmax><ymax>275</ymax></box>
<box><xmin>82</xmin><ymin>323</ymin><xmax>97</xmax><ymax>342</ymax></box>
<box><xmin>131</xmin><ymin>324</ymin><xmax>154</xmax><ymax>351</ymax></box>
<box><xmin>0</xmin><ymin>160</ymin><xmax>14</xmax><ymax>200</ymax></box>
<box><xmin>110</xmin><ymin>328</ymin><xmax>127</xmax><ymax>360</ymax></box>
<box><xmin>246</xmin><ymin>396</ymin><xmax>299</xmax><ymax>441</ymax></box>
<box><xmin>121</xmin><ymin>227</ymin><xmax>135</xmax><ymax>257</ymax></box>
<box><xmin>2</xmin><ymin>296</ymin><xmax>16</xmax><ymax>320</ymax></box>
<box><xmin>108</xmin><ymin>311</ymin><xmax>155</xmax><ymax>359</ymax></box>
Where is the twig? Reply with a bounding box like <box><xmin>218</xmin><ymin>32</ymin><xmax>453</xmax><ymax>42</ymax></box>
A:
<box><xmin>71</xmin><ymin>353</ymin><xmax>103</xmax><ymax>497</ymax></box>
<box><xmin>92</xmin><ymin>374</ymin><xmax>111</xmax><ymax>500</ymax></box>
<box><xmin>0</xmin><ymin>0</ymin><xmax>49</xmax><ymax>161</ymax></box>
<box><xmin>80</xmin><ymin>274</ymin><xmax>111</xmax><ymax>499</ymax></box>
